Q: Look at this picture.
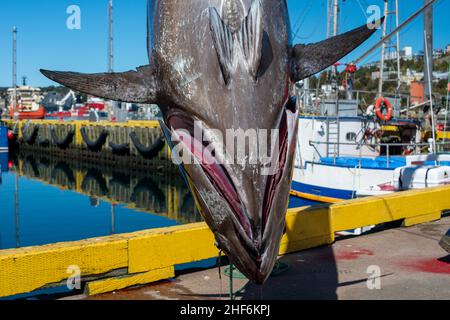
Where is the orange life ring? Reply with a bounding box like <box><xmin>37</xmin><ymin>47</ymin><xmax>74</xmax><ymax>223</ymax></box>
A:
<box><xmin>375</xmin><ymin>97</ymin><xmax>393</xmax><ymax>122</ymax></box>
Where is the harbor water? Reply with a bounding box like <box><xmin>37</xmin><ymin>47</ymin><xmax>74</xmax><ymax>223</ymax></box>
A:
<box><xmin>0</xmin><ymin>150</ymin><xmax>202</xmax><ymax>250</ymax></box>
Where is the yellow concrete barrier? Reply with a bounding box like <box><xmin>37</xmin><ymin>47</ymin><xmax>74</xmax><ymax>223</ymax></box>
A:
<box><xmin>0</xmin><ymin>185</ymin><xmax>449</xmax><ymax>298</ymax></box>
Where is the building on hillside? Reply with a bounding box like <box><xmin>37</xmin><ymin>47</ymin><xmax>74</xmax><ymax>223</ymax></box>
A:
<box><xmin>433</xmin><ymin>49</ymin><xmax>444</xmax><ymax>59</ymax></box>
<box><xmin>401</xmin><ymin>46</ymin><xmax>413</xmax><ymax>60</ymax></box>
<box><xmin>410</xmin><ymin>81</ymin><xmax>425</xmax><ymax>106</ymax></box>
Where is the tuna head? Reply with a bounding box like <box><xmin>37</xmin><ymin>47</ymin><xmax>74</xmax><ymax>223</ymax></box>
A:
<box><xmin>41</xmin><ymin>0</ymin><xmax>381</xmax><ymax>284</ymax></box>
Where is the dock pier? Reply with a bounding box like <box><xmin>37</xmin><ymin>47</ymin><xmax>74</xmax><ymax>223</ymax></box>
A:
<box><xmin>3</xmin><ymin>119</ymin><xmax>171</xmax><ymax>170</ymax></box>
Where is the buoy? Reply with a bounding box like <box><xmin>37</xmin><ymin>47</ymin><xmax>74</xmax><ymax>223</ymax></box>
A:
<box><xmin>375</xmin><ymin>97</ymin><xmax>393</xmax><ymax>122</ymax></box>
<box><xmin>7</xmin><ymin>130</ymin><xmax>14</xmax><ymax>140</ymax></box>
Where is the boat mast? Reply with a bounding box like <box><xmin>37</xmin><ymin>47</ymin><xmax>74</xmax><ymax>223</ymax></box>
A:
<box><xmin>423</xmin><ymin>0</ymin><xmax>433</xmax><ymax>102</ymax></box>
<box><xmin>423</xmin><ymin>0</ymin><xmax>436</xmax><ymax>153</ymax></box>
<box><xmin>326</xmin><ymin>0</ymin><xmax>331</xmax><ymax>39</ymax></box>
<box><xmin>395</xmin><ymin>0</ymin><xmax>401</xmax><ymax>92</ymax></box>
<box><xmin>379</xmin><ymin>0</ymin><xmax>401</xmax><ymax>98</ymax></box>
<box><xmin>424</xmin><ymin>30</ymin><xmax>436</xmax><ymax>153</ymax></box>
<box><xmin>331</xmin><ymin>0</ymin><xmax>339</xmax><ymax>96</ymax></box>
<box><xmin>12</xmin><ymin>27</ymin><xmax>17</xmax><ymax>118</ymax></box>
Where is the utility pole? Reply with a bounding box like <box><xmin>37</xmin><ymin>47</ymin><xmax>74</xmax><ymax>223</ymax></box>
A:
<box><xmin>12</xmin><ymin>27</ymin><xmax>17</xmax><ymax>118</ymax></box>
<box><xmin>108</xmin><ymin>0</ymin><xmax>114</xmax><ymax>73</ymax></box>
<box><xmin>424</xmin><ymin>0</ymin><xmax>433</xmax><ymax>101</ymax></box>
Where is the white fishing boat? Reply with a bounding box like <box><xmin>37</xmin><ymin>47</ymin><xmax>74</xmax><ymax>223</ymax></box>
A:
<box><xmin>356</xmin><ymin>154</ymin><xmax>450</xmax><ymax>197</ymax></box>
<box><xmin>289</xmin><ymin>101</ymin><xmax>431</xmax><ymax>207</ymax></box>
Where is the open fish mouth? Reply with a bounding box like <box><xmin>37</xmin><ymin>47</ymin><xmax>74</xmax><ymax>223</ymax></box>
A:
<box><xmin>160</xmin><ymin>98</ymin><xmax>298</xmax><ymax>283</ymax></box>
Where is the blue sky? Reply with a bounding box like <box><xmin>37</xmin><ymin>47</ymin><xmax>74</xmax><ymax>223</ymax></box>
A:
<box><xmin>0</xmin><ymin>0</ymin><xmax>448</xmax><ymax>87</ymax></box>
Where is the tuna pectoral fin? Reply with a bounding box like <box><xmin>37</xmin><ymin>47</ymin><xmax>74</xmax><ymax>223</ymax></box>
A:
<box><xmin>40</xmin><ymin>65</ymin><xmax>159</xmax><ymax>104</ymax></box>
<box><xmin>290</xmin><ymin>18</ymin><xmax>384</xmax><ymax>82</ymax></box>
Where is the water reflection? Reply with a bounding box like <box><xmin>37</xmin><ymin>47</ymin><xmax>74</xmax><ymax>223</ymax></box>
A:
<box><xmin>0</xmin><ymin>150</ymin><xmax>201</xmax><ymax>250</ymax></box>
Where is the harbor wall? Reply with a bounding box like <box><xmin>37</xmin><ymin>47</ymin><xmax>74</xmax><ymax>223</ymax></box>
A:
<box><xmin>2</xmin><ymin>119</ymin><xmax>172</xmax><ymax>170</ymax></box>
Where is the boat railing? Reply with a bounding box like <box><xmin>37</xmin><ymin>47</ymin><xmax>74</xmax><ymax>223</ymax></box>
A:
<box><xmin>309</xmin><ymin>140</ymin><xmax>450</xmax><ymax>168</ymax></box>
<box><xmin>297</xmin><ymin>88</ymin><xmax>423</xmax><ymax>119</ymax></box>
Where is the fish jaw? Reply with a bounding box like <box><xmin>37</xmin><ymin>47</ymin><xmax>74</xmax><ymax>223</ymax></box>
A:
<box><xmin>160</xmin><ymin>97</ymin><xmax>298</xmax><ymax>284</ymax></box>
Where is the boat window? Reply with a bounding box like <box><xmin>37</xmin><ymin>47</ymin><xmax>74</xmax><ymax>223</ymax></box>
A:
<box><xmin>346</xmin><ymin>132</ymin><xmax>357</xmax><ymax>141</ymax></box>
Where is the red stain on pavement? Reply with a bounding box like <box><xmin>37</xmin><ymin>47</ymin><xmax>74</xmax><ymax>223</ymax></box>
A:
<box><xmin>401</xmin><ymin>258</ymin><xmax>450</xmax><ymax>275</ymax></box>
<box><xmin>335</xmin><ymin>249</ymin><xmax>374</xmax><ymax>261</ymax></box>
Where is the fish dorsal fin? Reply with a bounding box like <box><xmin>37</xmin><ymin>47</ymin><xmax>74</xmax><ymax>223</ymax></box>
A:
<box><xmin>209</xmin><ymin>0</ymin><xmax>263</xmax><ymax>85</ymax></box>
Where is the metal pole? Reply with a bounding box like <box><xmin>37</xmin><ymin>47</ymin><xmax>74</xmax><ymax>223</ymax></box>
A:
<box><xmin>378</xmin><ymin>0</ymin><xmax>389</xmax><ymax>97</ymax></box>
<box><xmin>326</xmin><ymin>0</ymin><xmax>331</xmax><ymax>39</ymax></box>
<box><xmin>108</xmin><ymin>0</ymin><xmax>114</xmax><ymax>73</ymax></box>
<box><xmin>424</xmin><ymin>30</ymin><xmax>436</xmax><ymax>154</ymax></box>
<box><xmin>332</xmin><ymin>0</ymin><xmax>338</xmax><ymax>37</ymax></box>
<box><xmin>331</xmin><ymin>0</ymin><xmax>339</xmax><ymax>95</ymax></box>
<box><xmin>15</xmin><ymin>173</ymin><xmax>20</xmax><ymax>248</ymax></box>
<box><xmin>12</xmin><ymin>27</ymin><xmax>17</xmax><ymax>119</ymax></box>
<box><xmin>424</xmin><ymin>0</ymin><xmax>433</xmax><ymax>101</ymax></box>
<box><xmin>111</xmin><ymin>204</ymin><xmax>116</xmax><ymax>235</ymax></box>
<box><xmin>229</xmin><ymin>264</ymin><xmax>234</xmax><ymax>300</ymax></box>
<box><xmin>395</xmin><ymin>0</ymin><xmax>401</xmax><ymax>92</ymax></box>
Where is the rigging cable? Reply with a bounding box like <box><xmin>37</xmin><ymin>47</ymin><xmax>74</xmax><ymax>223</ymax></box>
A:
<box><xmin>291</xmin><ymin>0</ymin><xmax>321</xmax><ymax>41</ymax></box>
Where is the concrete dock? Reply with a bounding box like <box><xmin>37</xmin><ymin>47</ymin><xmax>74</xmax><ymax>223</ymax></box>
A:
<box><xmin>85</xmin><ymin>216</ymin><xmax>450</xmax><ymax>300</ymax></box>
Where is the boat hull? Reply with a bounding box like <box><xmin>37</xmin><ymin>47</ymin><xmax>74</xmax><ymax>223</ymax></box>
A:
<box><xmin>290</xmin><ymin>162</ymin><xmax>397</xmax><ymax>205</ymax></box>
<box><xmin>9</xmin><ymin>107</ymin><xmax>46</xmax><ymax>120</ymax></box>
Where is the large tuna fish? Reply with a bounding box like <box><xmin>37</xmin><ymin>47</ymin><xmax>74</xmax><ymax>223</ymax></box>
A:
<box><xmin>41</xmin><ymin>0</ymin><xmax>380</xmax><ymax>284</ymax></box>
